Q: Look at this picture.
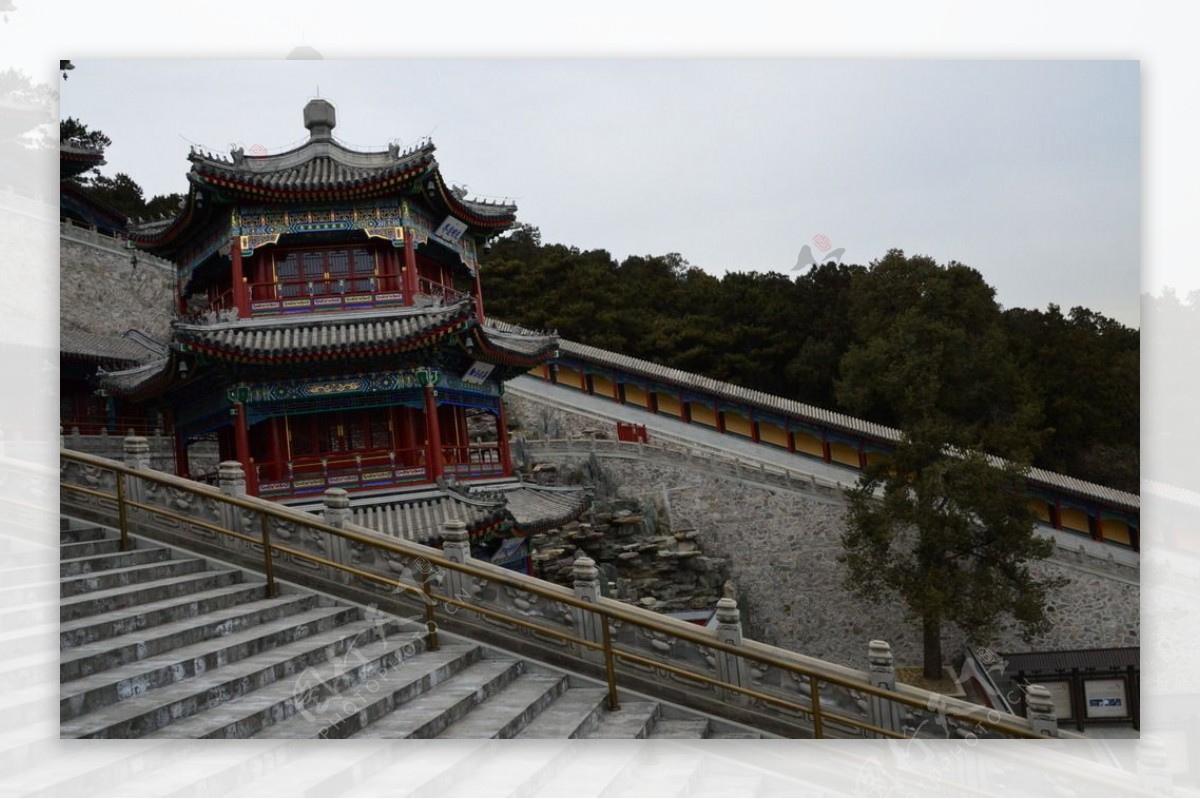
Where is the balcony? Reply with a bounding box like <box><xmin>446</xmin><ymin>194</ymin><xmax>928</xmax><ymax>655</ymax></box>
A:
<box><xmin>246</xmin><ymin>275</ymin><xmax>406</xmax><ymax>317</ymax></box>
<box><xmin>254</xmin><ymin>443</ymin><xmax>504</xmax><ymax>498</ymax></box>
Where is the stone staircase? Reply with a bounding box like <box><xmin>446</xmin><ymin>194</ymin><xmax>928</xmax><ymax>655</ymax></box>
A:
<box><xmin>59</xmin><ymin>517</ymin><xmax>764</xmax><ymax>740</ymax></box>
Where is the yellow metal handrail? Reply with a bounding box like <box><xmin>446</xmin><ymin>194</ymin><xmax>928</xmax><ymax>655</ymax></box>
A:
<box><xmin>59</xmin><ymin>448</ymin><xmax>1048</xmax><ymax>739</ymax></box>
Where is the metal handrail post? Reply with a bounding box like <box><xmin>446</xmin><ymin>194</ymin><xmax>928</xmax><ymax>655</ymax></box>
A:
<box><xmin>422</xmin><ymin>568</ymin><xmax>439</xmax><ymax>651</ymax></box>
<box><xmin>601</xmin><ymin>616</ymin><xmax>620</xmax><ymax>711</ymax></box>
<box><xmin>115</xmin><ymin>469</ymin><xmax>130</xmax><ymax>551</ymax></box>
<box><xmin>259</xmin><ymin>513</ymin><xmax>277</xmax><ymax>599</ymax></box>
<box><xmin>810</xmin><ymin>674</ymin><xmax>824</xmax><ymax>738</ymax></box>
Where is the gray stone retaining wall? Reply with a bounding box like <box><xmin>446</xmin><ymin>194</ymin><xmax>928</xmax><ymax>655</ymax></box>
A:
<box><xmin>503</xmin><ymin>394</ymin><xmax>1140</xmax><ymax>670</ymax></box>
<box><xmin>60</xmin><ymin>234</ymin><xmax>173</xmax><ymax>339</ymax></box>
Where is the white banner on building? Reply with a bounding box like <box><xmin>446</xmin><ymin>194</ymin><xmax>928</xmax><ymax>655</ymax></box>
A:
<box><xmin>462</xmin><ymin>361</ymin><xmax>495</xmax><ymax>385</ymax></box>
<box><xmin>435</xmin><ymin>216</ymin><xmax>468</xmax><ymax>242</ymax></box>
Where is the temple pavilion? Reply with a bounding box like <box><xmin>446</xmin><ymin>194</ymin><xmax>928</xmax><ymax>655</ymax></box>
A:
<box><xmin>97</xmin><ymin>99</ymin><xmax>585</xmax><ymax>567</ymax></box>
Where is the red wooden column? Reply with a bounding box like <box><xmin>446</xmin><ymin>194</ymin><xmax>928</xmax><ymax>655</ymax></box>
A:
<box><xmin>267</xmin><ymin>417</ymin><xmax>287</xmax><ymax>480</ymax></box>
<box><xmin>821</xmin><ymin>430</ymin><xmax>832</xmax><ymax>463</ymax></box>
<box><xmin>423</xmin><ymin>385</ymin><xmax>444</xmax><ymax>482</ymax></box>
<box><xmin>496</xmin><ymin>400</ymin><xmax>513</xmax><ymax>475</ymax></box>
<box><xmin>232</xmin><ymin>402</ymin><xmax>258</xmax><ymax>495</ymax></box>
<box><xmin>786</xmin><ymin>429</ymin><xmax>796</xmax><ymax>454</ymax></box>
<box><xmin>402</xmin><ymin>229</ymin><xmax>419</xmax><ymax>301</ymax></box>
<box><xmin>230</xmin><ymin>237</ymin><xmax>249</xmax><ymax>317</ymax></box>
<box><xmin>473</xmin><ymin>268</ymin><xmax>486</xmax><ymax>321</ymax></box>
<box><xmin>165</xmin><ymin>409</ymin><xmax>188</xmax><ymax>478</ymax></box>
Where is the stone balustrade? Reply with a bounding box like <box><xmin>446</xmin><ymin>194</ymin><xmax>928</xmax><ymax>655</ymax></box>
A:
<box><xmin>56</xmin><ymin>440</ymin><xmax>1070</xmax><ymax>740</ymax></box>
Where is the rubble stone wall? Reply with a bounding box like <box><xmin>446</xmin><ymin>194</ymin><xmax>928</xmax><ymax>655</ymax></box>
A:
<box><xmin>504</xmin><ymin>394</ymin><xmax>1140</xmax><ymax>670</ymax></box>
<box><xmin>60</xmin><ymin>233</ymin><xmax>173</xmax><ymax>339</ymax></box>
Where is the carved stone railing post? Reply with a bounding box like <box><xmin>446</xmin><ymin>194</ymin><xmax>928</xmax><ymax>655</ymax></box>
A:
<box><xmin>440</xmin><ymin>519</ymin><xmax>472</xmax><ymax>612</ymax></box>
<box><xmin>123</xmin><ymin>435</ymin><xmax>151</xmax><ymax>469</ymax></box>
<box><xmin>322</xmin><ymin>488</ymin><xmax>350</xmax><ymax>528</ymax></box>
<box><xmin>122</xmin><ymin>435</ymin><xmax>151</xmax><ymax>504</ymax></box>
<box><xmin>1025</xmin><ymin>684</ymin><xmax>1059</xmax><ymax>737</ymax></box>
<box><xmin>867</xmin><ymin>639</ymin><xmax>902</xmax><ymax>737</ymax></box>
<box><xmin>714</xmin><ymin>597</ymin><xmax>749</xmax><ymax>701</ymax></box>
<box><xmin>572</xmin><ymin>556</ymin><xmax>605</xmax><ymax>662</ymax></box>
<box><xmin>322</xmin><ymin>488</ymin><xmax>352</xmax><ymax>584</ymax></box>
<box><xmin>217</xmin><ymin>460</ymin><xmax>246</xmax><ymax>534</ymax></box>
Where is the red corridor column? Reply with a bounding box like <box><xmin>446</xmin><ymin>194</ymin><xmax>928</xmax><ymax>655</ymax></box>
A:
<box><xmin>423</xmin><ymin>385</ymin><xmax>444</xmax><ymax>481</ymax></box>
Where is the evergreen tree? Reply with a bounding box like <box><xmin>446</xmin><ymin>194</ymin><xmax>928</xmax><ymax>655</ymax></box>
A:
<box><xmin>836</xmin><ymin>250</ymin><xmax>1065</xmax><ymax>678</ymax></box>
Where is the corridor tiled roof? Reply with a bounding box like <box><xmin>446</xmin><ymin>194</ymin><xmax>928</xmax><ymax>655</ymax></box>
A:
<box><xmin>1000</xmin><ymin>647</ymin><xmax>1139</xmax><ymax>675</ymax></box>
<box><xmin>535</xmin><ymin>331</ymin><xmax>1139</xmax><ymax>512</ymax></box>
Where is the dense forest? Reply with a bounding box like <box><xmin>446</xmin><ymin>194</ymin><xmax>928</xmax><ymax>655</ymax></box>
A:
<box><xmin>480</xmin><ymin>225</ymin><xmax>1139</xmax><ymax>493</ymax></box>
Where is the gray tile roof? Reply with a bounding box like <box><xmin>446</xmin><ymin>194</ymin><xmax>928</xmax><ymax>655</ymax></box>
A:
<box><xmin>351</xmin><ymin>483</ymin><xmax>589</xmax><ymax>543</ymax></box>
<box><xmin>470</xmin><ymin>484</ymin><xmax>591</xmax><ymax>534</ymax></box>
<box><xmin>98</xmin><ymin>356</ymin><xmax>172</xmax><ymax>395</ymax></box>
<box><xmin>1000</xmin><ymin>647</ymin><xmax>1139</xmax><ymax>675</ymax></box>
<box><xmin>352</xmin><ymin>489</ymin><xmax>507</xmax><ymax>544</ymax></box>
<box><xmin>478</xmin><ymin>319</ymin><xmax>559</xmax><ymax>362</ymax></box>
<box><xmin>175</xmin><ymin>303</ymin><xmax>473</xmax><ymax>362</ymax></box>
<box><xmin>190</xmin><ymin>136</ymin><xmax>435</xmax><ymax>183</ymax></box>
<box><xmin>60</xmin><ymin>329</ymin><xmax>162</xmax><ymax>365</ymax></box>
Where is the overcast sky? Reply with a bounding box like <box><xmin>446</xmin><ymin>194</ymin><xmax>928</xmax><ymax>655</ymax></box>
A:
<box><xmin>60</xmin><ymin>59</ymin><xmax>1140</xmax><ymax>326</ymax></box>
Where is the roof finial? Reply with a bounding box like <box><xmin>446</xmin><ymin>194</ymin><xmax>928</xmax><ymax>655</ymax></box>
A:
<box><xmin>303</xmin><ymin>98</ymin><xmax>336</xmax><ymax>141</ymax></box>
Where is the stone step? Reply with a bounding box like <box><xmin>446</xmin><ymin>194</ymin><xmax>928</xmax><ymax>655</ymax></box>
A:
<box><xmin>60</xmin><ymin>557</ymin><xmax>208</xmax><ymax>598</ymax></box>
<box><xmin>258</xmin><ymin>643</ymin><xmax>499</xmax><ymax>740</ymax></box>
<box><xmin>60</xmin><ymin>581</ymin><xmax>268</xmax><ymax>649</ymax></box>
<box><xmin>582</xmin><ymin>700</ymin><xmax>660</xmax><ymax>739</ymax></box>
<box><xmin>60</xmin><ymin>547</ymin><xmax>171</xmax><ymax>578</ymax></box>
<box><xmin>148</xmin><ymin>632</ymin><xmax>452</xmax><ymax>740</ymax></box>
<box><xmin>434</xmin><ymin>672</ymin><xmax>566</xmax><ymax>739</ymax></box>
<box><xmin>59</xmin><ymin>538</ymin><xmax>122</xmax><ymax>560</ymax></box>
<box><xmin>348</xmin><ymin>656</ymin><xmax>522</xmax><ymax>740</ymax></box>
<box><xmin>707</xmin><ymin>730</ymin><xmax>763</xmax><ymax>739</ymax></box>
<box><xmin>649</xmin><ymin>718</ymin><xmax>711</xmax><ymax>739</ymax></box>
<box><xmin>60</xmin><ymin>525</ymin><xmax>111</xmax><ymax>544</ymax></box>
<box><xmin>59</xmin><ymin>592</ymin><xmax>322</xmax><ymax>683</ymax></box>
<box><xmin>515</xmin><ymin>687</ymin><xmax>609</xmax><ymax>739</ymax></box>
<box><xmin>59</xmin><ymin>615</ymin><xmax>393</xmax><ymax>738</ymax></box>
<box><xmin>60</xmin><ymin>603</ymin><xmax>367</xmax><ymax>722</ymax></box>
<box><xmin>59</xmin><ymin>569</ymin><xmax>244</xmax><ymax>623</ymax></box>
